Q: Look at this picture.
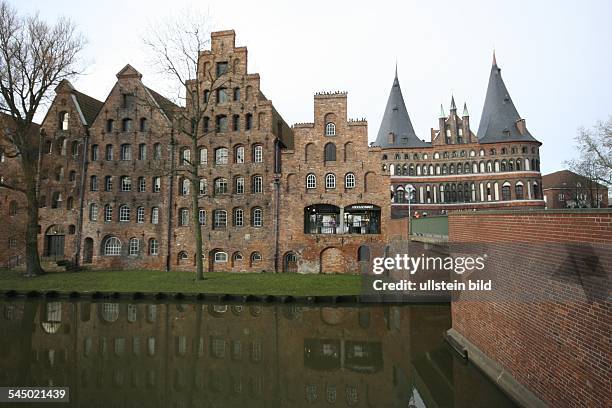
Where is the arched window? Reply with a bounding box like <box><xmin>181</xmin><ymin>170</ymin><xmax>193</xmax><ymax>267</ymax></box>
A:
<box><xmin>71</xmin><ymin>140</ymin><xmax>79</xmax><ymax>156</ymax></box>
<box><xmin>151</xmin><ymin>207</ymin><xmax>159</xmax><ymax>224</ymax></box>
<box><xmin>180</xmin><ymin>147</ymin><xmax>190</xmax><ymax>165</ymax></box>
<box><xmin>501</xmin><ymin>183</ymin><xmax>511</xmax><ymax>201</ymax></box>
<box><xmin>59</xmin><ymin>111</ymin><xmax>69</xmax><ymax>130</ymax></box>
<box><xmin>252</xmin><ymin>175</ymin><xmax>263</xmax><ymax>193</ymax></box>
<box><xmin>149</xmin><ymin>239</ymin><xmax>159</xmax><ymax>255</ymax></box>
<box><xmin>106</xmin><ymin>119</ymin><xmax>114</xmax><ymax>132</ymax></box>
<box><xmin>138</xmin><ymin>176</ymin><xmax>146</xmax><ymax>192</ymax></box>
<box><xmin>198</xmin><ymin>147</ymin><xmax>207</xmax><ymax>164</ymax></box>
<box><xmin>119</xmin><ymin>205</ymin><xmax>130</xmax><ymax>222</ymax></box>
<box><xmin>153</xmin><ymin>143</ymin><xmax>162</xmax><ymax>160</ymax></box>
<box><xmin>198</xmin><ymin>208</ymin><xmax>206</xmax><ymax>225</ymax></box>
<box><xmin>89</xmin><ymin>203</ymin><xmax>98</xmax><ymax>221</ymax></box>
<box><xmin>251</xmin><ymin>207</ymin><xmax>262</xmax><ymax>227</ymax></box>
<box><xmin>325</xmin><ymin>173</ymin><xmax>336</xmax><ymax>189</ymax></box>
<box><xmin>120</xmin><ymin>176</ymin><xmax>131</xmax><ymax>191</ymax></box>
<box><xmin>215</xmin><ymin>148</ymin><xmax>228</xmax><ymax>165</ymax></box>
<box><xmin>139</xmin><ymin>118</ymin><xmax>148</xmax><ymax>132</ymax></box>
<box><xmin>306</xmin><ymin>174</ymin><xmax>316</xmax><ymax>189</ymax></box>
<box><xmin>137</xmin><ymin>207</ymin><xmax>145</xmax><ymax>223</ymax></box>
<box><xmin>105</xmin><ymin>144</ymin><xmax>113</xmax><ymax>161</ymax></box>
<box><xmin>251</xmin><ymin>251</ymin><xmax>262</xmax><ymax>263</ymax></box>
<box><xmin>233</xmin><ymin>208</ymin><xmax>244</xmax><ymax>227</ymax></box>
<box><xmin>178</xmin><ymin>251</ymin><xmax>188</xmax><ymax>262</ymax></box>
<box><xmin>345</xmin><ymin>173</ymin><xmax>355</xmax><ymax>189</ymax></box>
<box><xmin>234</xmin><ymin>145</ymin><xmax>245</xmax><ymax>163</ymax></box>
<box><xmin>245</xmin><ymin>113</ymin><xmax>253</xmax><ymax>130</ymax></box>
<box><xmin>199</xmin><ymin>178</ymin><xmax>207</xmax><ymax>195</ymax></box>
<box><xmin>515</xmin><ymin>182</ymin><xmax>524</xmax><ymax>199</ymax></box>
<box><xmin>214</xmin><ymin>252</ymin><xmax>228</xmax><ymax>263</ymax></box>
<box><xmin>179</xmin><ymin>208</ymin><xmax>189</xmax><ymax>226</ymax></box>
<box><xmin>66</xmin><ymin>196</ymin><xmax>74</xmax><ymax>210</ymax></box>
<box><xmin>129</xmin><ymin>238</ymin><xmax>140</xmax><ymax>255</ymax></box>
<box><xmin>104</xmin><ymin>204</ymin><xmax>113</xmax><ymax>222</ymax></box>
<box><xmin>235</xmin><ymin>176</ymin><xmax>244</xmax><ymax>194</ymax></box>
<box><xmin>138</xmin><ymin>143</ymin><xmax>147</xmax><ymax>160</ymax></box>
<box><xmin>253</xmin><ymin>145</ymin><xmax>263</xmax><ymax>163</ymax></box>
<box><xmin>324</xmin><ymin>143</ymin><xmax>336</xmax><ymax>162</ymax></box>
<box><xmin>305</xmin><ymin>143</ymin><xmax>316</xmax><ymax>162</ymax></box>
<box><xmin>104</xmin><ymin>237</ymin><xmax>122</xmax><ymax>256</ymax></box>
<box><xmin>213</xmin><ymin>210</ymin><xmax>227</xmax><ymax>229</ymax></box>
<box><xmin>215</xmin><ymin>115</ymin><xmax>228</xmax><ymax>132</ymax></box>
<box><xmin>180</xmin><ymin>178</ymin><xmax>190</xmax><ymax>195</ymax></box>
<box><xmin>122</xmin><ymin>118</ymin><xmax>133</xmax><ymax>132</ymax></box>
<box><xmin>233</xmin><ymin>87</ymin><xmax>240</xmax><ymax>101</ymax></box>
<box><xmin>214</xmin><ymin>178</ymin><xmax>228</xmax><ymax>195</ymax></box>
<box><xmin>325</xmin><ymin>122</ymin><xmax>336</xmax><ymax>136</ymax></box>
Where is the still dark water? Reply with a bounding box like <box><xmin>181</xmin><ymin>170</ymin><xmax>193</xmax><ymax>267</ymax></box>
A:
<box><xmin>0</xmin><ymin>300</ymin><xmax>515</xmax><ymax>407</ymax></box>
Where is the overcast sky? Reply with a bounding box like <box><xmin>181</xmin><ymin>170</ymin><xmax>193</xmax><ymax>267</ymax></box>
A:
<box><xmin>18</xmin><ymin>0</ymin><xmax>612</xmax><ymax>174</ymax></box>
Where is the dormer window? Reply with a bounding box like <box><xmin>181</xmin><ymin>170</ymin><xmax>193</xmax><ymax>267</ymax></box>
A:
<box><xmin>387</xmin><ymin>132</ymin><xmax>395</xmax><ymax>144</ymax></box>
<box><xmin>325</xmin><ymin>122</ymin><xmax>336</xmax><ymax>136</ymax></box>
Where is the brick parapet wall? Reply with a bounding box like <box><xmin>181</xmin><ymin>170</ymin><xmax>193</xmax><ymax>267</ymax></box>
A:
<box><xmin>448</xmin><ymin>209</ymin><xmax>611</xmax><ymax>406</ymax></box>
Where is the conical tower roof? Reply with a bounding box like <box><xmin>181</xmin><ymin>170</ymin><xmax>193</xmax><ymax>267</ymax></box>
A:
<box><xmin>477</xmin><ymin>57</ymin><xmax>539</xmax><ymax>144</ymax></box>
<box><xmin>375</xmin><ymin>72</ymin><xmax>429</xmax><ymax>148</ymax></box>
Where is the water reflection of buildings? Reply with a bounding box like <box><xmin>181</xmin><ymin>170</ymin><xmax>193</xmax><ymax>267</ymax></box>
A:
<box><xmin>0</xmin><ymin>301</ymin><xmax>513</xmax><ymax>407</ymax></box>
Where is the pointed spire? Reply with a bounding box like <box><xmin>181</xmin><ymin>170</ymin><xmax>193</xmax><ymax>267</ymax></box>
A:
<box><xmin>492</xmin><ymin>50</ymin><xmax>497</xmax><ymax>67</ymax></box>
<box><xmin>439</xmin><ymin>104</ymin><xmax>446</xmax><ymax>118</ymax></box>
<box><xmin>477</xmin><ymin>58</ymin><xmax>539</xmax><ymax>144</ymax></box>
<box><xmin>450</xmin><ymin>95</ymin><xmax>457</xmax><ymax>111</ymax></box>
<box><xmin>462</xmin><ymin>102</ymin><xmax>469</xmax><ymax>117</ymax></box>
<box><xmin>374</xmin><ymin>70</ymin><xmax>429</xmax><ymax>148</ymax></box>
<box><xmin>395</xmin><ymin>59</ymin><xmax>398</xmax><ymax>78</ymax></box>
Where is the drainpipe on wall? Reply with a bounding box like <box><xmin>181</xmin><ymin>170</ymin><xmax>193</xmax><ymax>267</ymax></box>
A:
<box><xmin>165</xmin><ymin>131</ymin><xmax>176</xmax><ymax>272</ymax></box>
<box><xmin>74</xmin><ymin>129</ymin><xmax>89</xmax><ymax>267</ymax></box>
<box><xmin>273</xmin><ymin>139</ymin><xmax>281</xmax><ymax>273</ymax></box>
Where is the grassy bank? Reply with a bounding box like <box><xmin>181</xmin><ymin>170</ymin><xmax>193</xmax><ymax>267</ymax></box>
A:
<box><xmin>0</xmin><ymin>269</ymin><xmax>362</xmax><ymax>296</ymax></box>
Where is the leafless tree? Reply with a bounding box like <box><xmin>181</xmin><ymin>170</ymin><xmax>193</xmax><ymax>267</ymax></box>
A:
<box><xmin>0</xmin><ymin>1</ymin><xmax>85</xmax><ymax>276</ymax></box>
<box><xmin>143</xmin><ymin>10</ymin><xmax>229</xmax><ymax>281</ymax></box>
<box><xmin>567</xmin><ymin>117</ymin><xmax>612</xmax><ymax>187</ymax></box>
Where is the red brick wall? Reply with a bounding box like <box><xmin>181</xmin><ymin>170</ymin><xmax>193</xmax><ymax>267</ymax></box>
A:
<box><xmin>448</xmin><ymin>209</ymin><xmax>612</xmax><ymax>407</ymax></box>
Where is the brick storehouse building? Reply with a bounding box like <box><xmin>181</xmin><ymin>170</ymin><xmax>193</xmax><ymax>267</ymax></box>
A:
<box><xmin>279</xmin><ymin>92</ymin><xmax>389</xmax><ymax>273</ymax></box>
<box><xmin>542</xmin><ymin>169</ymin><xmax>609</xmax><ymax>208</ymax></box>
<box><xmin>376</xmin><ymin>56</ymin><xmax>545</xmax><ymax>218</ymax></box>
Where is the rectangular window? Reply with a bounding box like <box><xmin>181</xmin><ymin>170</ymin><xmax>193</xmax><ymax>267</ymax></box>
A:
<box><xmin>179</xmin><ymin>209</ymin><xmax>189</xmax><ymax>226</ymax></box>
<box><xmin>216</xmin><ymin>62</ymin><xmax>228</xmax><ymax>78</ymax></box>
<box><xmin>234</xmin><ymin>209</ymin><xmax>243</xmax><ymax>227</ymax></box>
<box><xmin>236</xmin><ymin>147</ymin><xmax>244</xmax><ymax>164</ymax></box>
<box><xmin>121</xmin><ymin>144</ymin><xmax>132</xmax><ymax>161</ymax></box>
<box><xmin>137</xmin><ymin>207</ymin><xmax>145</xmax><ymax>223</ymax></box>
<box><xmin>151</xmin><ymin>208</ymin><xmax>159</xmax><ymax>224</ymax></box>
<box><xmin>253</xmin><ymin>146</ymin><xmax>263</xmax><ymax>163</ymax></box>
<box><xmin>139</xmin><ymin>144</ymin><xmax>147</xmax><ymax>160</ymax></box>
<box><xmin>105</xmin><ymin>145</ymin><xmax>113</xmax><ymax>161</ymax></box>
<box><xmin>153</xmin><ymin>144</ymin><xmax>162</xmax><ymax>160</ymax></box>
<box><xmin>138</xmin><ymin>177</ymin><xmax>146</xmax><ymax>192</ymax></box>
<box><xmin>91</xmin><ymin>145</ymin><xmax>98</xmax><ymax>161</ymax></box>
<box><xmin>121</xmin><ymin>177</ymin><xmax>132</xmax><ymax>192</ymax></box>
<box><xmin>198</xmin><ymin>209</ymin><xmax>206</xmax><ymax>226</ymax></box>
<box><xmin>199</xmin><ymin>148</ymin><xmax>207</xmax><ymax>165</ymax></box>
<box><xmin>253</xmin><ymin>176</ymin><xmax>262</xmax><ymax>193</ymax></box>
<box><xmin>105</xmin><ymin>176</ymin><xmax>113</xmax><ymax>191</ymax></box>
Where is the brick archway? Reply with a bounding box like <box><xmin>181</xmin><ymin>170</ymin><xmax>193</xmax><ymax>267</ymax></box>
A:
<box><xmin>320</xmin><ymin>247</ymin><xmax>347</xmax><ymax>274</ymax></box>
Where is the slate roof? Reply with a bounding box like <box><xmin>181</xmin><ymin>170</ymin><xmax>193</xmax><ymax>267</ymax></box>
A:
<box><xmin>477</xmin><ymin>58</ymin><xmax>540</xmax><ymax>144</ymax></box>
<box><xmin>374</xmin><ymin>73</ymin><xmax>430</xmax><ymax>148</ymax></box>
<box><xmin>73</xmin><ymin>90</ymin><xmax>103</xmax><ymax>126</ymax></box>
<box><xmin>145</xmin><ymin>87</ymin><xmax>179</xmax><ymax>120</ymax></box>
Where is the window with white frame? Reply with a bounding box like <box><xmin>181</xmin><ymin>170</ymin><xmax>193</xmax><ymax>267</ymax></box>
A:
<box><xmin>104</xmin><ymin>205</ymin><xmax>113</xmax><ymax>222</ymax></box>
<box><xmin>119</xmin><ymin>205</ymin><xmax>130</xmax><ymax>222</ymax></box>
<box><xmin>345</xmin><ymin>173</ymin><xmax>355</xmax><ymax>189</ymax></box>
<box><xmin>149</xmin><ymin>238</ymin><xmax>158</xmax><ymax>255</ymax></box>
<box><xmin>215</xmin><ymin>178</ymin><xmax>228</xmax><ymax>195</ymax></box>
<box><xmin>325</xmin><ymin>173</ymin><xmax>336</xmax><ymax>189</ymax></box>
<box><xmin>235</xmin><ymin>177</ymin><xmax>245</xmax><ymax>194</ymax></box>
<box><xmin>179</xmin><ymin>208</ymin><xmax>189</xmax><ymax>226</ymax></box>
<box><xmin>214</xmin><ymin>252</ymin><xmax>228</xmax><ymax>263</ymax></box>
<box><xmin>252</xmin><ymin>208</ymin><xmax>262</xmax><ymax>227</ymax></box>
<box><xmin>199</xmin><ymin>178</ymin><xmax>207</xmax><ymax>195</ymax></box>
<box><xmin>214</xmin><ymin>210</ymin><xmax>227</xmax><ymax>229</ymax></box>
<box><xmin>137</xmin><ymin>207</ymin><xmax>145</xmax><ymax>223</ymax></box>
<box><xmin>105</xmin><ymin>176</ymin><xmax>113</xmax><ymax>191</ymax></box>
<box><xmin>325</xmin><ymin>122</ymin><xmax>336</xmax><ymax>136</ymax></box>
<box><xmin>181</xmin><ymin>178</ymin><xmax>190</xmax><ymax>195</ymax></box>
<box><xmin>104</xmin><ymin>236</ymin><xmax>122</xmax><ymax>256</ymax></box>
<box><xmin>121</xmin><ymin>144</ymin><xmax>132</xmax><ymax>161</ymax></box>
<box><xmin>199</xmin><ymin>147</ymin><xmax>207</xmax><ymax>164</ymax></box>
<box><xmin>233</xmin><ymin>208</ymin><xmax>244</xmax><ymax>227</ymax></box>
<box><xmin>198</xmin><ymin>209</ymin><xmax>206</xmax><ymax>225</ymax></box>
<box><xmin>215</xmin><ymin>148</ymin><xmax>228</xmax><ymax>165</ymax></box>
<box><xmin>138</xmin><ymin>177</ymin><xmax>146</xmax><ymax>192</ymax></box>
<box><xmin>181</xmin><ymin>148</ymin><xmax>190</xmax><ymax>165</ymax></box>
<box><xmin>121</xmin><ymin>176</ymin><xmax>131</xmax><ymax>192</ymax></box>
<box><xmin>252</xmin><ymin>175</ymin><xmax>263</xmax><ymax>193</ymax></box>
<box><xmin>151</xmin><ymin>207</ymin><xmax>159</xmax><ymax>224</ymax></box>
<box><xmin>89</xmin><ymin>203</ymin><xmax>98</xmax><ymax>221</ymax></box>
<box><xmin>129</xmin><ymin>238</ymin><xmax>139</xmax><ymax>255</ymax></box>
<box><xmin>152</xmin><ymin>177</ymin><xmax>161</xmax><ymax>193</ymax></box>
<box><xmin>306</xmin><ymin>174</ymin><xmax>316</xmax><ymax>189</ymax></box>
<box><xmin>235</xmin><ymin>146</ymin><xmax>245</xmax><ymax>163</ymax></box>
<box><xmin>253</xmin><ymin>145</ymin><xmax>263</xmax><ymax>163</ymax></box>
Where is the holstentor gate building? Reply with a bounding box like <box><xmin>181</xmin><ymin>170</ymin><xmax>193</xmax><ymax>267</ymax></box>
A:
<box><xmin>0</xmin><ymin>30</ymin><xmax>544</xmax><ymax>273</ymax></box>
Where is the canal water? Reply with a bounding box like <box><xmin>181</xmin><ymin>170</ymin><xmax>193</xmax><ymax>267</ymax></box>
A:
<box><xmin>0</xmin><ymin>300</ymin><xmax>515</xmax><ymax>407</ymax></box>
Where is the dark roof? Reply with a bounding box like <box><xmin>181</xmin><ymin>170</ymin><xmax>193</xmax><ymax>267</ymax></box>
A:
<box><xmin>374</xmin><ymin>73</ymin><xmax>430</xmax><ymax>148</ymax></box>
<box><xmin>145</xmin><ymin>87</ymin><xmax>179</xmax><ymax>120</ymax></box>
<box><xmin>477</xmin><ymin>59</ymin><xmax>540</xmax><ymax>144</ymax></box>
<box><xmin>73</xmin><ymin>90</ymin><xmax>103</xmax><ymax>126</ymax></box>
<box><xmin>542</xmin><ymin>170</ymin><xmax>608</xmax><ymax>190</ymax></box>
